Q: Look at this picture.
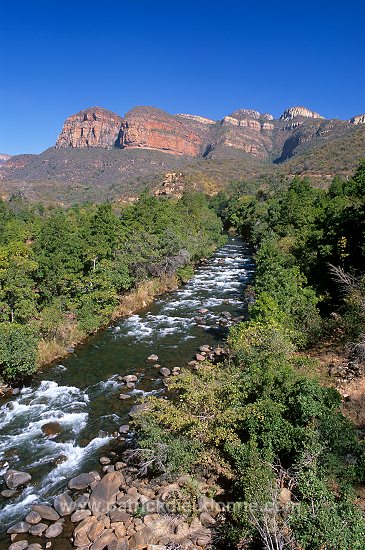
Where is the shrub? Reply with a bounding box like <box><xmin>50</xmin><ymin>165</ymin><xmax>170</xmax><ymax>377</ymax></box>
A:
<box><xmin>0</xmin><ymin>323</ymin><xmax>38</xmax><ymax>382</ymax></box>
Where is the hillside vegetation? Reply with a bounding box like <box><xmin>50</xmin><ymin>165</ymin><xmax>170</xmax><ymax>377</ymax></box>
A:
<box><xmin>0</xmin><ymin>193</ymin><xmax>225</xmax><ymax>383</ymax></box>
<box><xmin>132</xmin><ymin>163</ymin><xmax>365</xmax><ymax>549</ymax></box>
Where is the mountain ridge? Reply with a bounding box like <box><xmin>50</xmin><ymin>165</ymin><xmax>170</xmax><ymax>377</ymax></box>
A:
<box><xmin>0</xmin><ymin>104</ymin><xmax>364</xmax><ymax>204</ymax></box>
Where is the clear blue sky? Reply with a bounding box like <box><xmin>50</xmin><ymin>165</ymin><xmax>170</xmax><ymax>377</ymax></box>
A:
<box><xmin>1</xmin><ymin>0</ymin><xmax>365</xmax><ymax>155</ymax></box>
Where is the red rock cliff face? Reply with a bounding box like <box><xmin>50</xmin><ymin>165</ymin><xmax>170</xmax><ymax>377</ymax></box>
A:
<box><xmin>56</xmin><ymin>107</ymin><xmax>123</xmax><ymax>149</ymax></box>
<box><xmin>120</xmin><ymin>107</ymin><xmax>206</xmax><ymax>156</ymax></box>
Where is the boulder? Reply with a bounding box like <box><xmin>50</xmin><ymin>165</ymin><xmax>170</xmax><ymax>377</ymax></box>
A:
<box><xmin>159</xmin><ymin>367</ymin><xmax>170</xmax><ymax>377</ymax></box>
<box><xmin>112</xmin><ymin>521</ymin><xmax>127</xmax><ymax>538</ymax></box>
<box><xmin>88</xmin><ymin>519</ymin><xmax>105</xmax><ymax>541</ymax></box>
<box><xmin>195</xmin><ymin>354</ymin><xmax>206</xmax><ymax>362</ymax></box>
<box><xmin>89</xmin><ymin>472</ymin><xmax>124</xmax><ymax>516</ymax></box>
<box><xmin>90</xmin><ymin>529</ymin><xmax>117</xmax><ymax>549</ymax></box>
<box><xmin>25</xmin><ymin>511</ymin><xmax>41</xmax><ymax>525</ymax></box>
<box><xmin>68</xmin><ymin>472</ymin><xmax>95</xmax><ymax>490</ymax></box>
<box><xmin>7</xmin><ymin>521</ymin><xmax>30</xmax><ymax>534</ymax></box>
<box><xmin>119</xmin><ymin>394</ymin><xmax>131</xmax><ymax>400</ymax></box>
<box><xmin>100</xmin><ymin>456</ymin><xmax>111</xmax><ymax>465</ymax></box>
<box><xmin>147</xmin><ymin>354</ymin><xmax>159</xmax><ymax>362</ymax></box>
<box><xmin>74</xmin><ymin>494</ymin><xmax>90</xmax><ymax>510</ymax></box>
<box><xmin>71</xmin><ymin>509</ymin><xmax>92</xmax><ymax>522</ymax></box>
<box><xmin>27</xmin><ymin>546</ymin><xmax>43</xmax><ymax>550</ymax></box>
<box><xmin>4</xmin><ymin>469</ymin><xmax>32</xmax><ymax>490</ymax></box>
<box><xmin>9</xmin><ymin>542</ymin><xmax>29</xmax><ymax>550</ymax></box>
<box><xmin>108</xmin><ymin>540</ymin><xmax>129</xmax><ymax>550</ymax></box>
<box><xmin>1</xmin><ymin>489</ymin><xmax>16</xmax><ymax>497</ymax></box>
<box><xmin>122</xmin><ymin>375</ymin><xmax>137</xmax><ymax>383</ymax></box>
<box><xmin>45</xmin><ymin>522</ymin><xmax>63</xmax><ymax>538</ymax></box>
<box><xmin>119</xmin><ymin>425</ymin><xmax>129</xmax><ymax>434</ymax></box>
<box><xmin>41</xmin><ymin>421</ymin><xmax>62</xmax><ymax>437</ymax></box>
<box><xmin>198</xmin><ymin>308</ymin><xmax>209</xmax><ymax>314</ymax></box>
<box><xmin>32</xmin><ymin>504</ymin><xmax>60</xmax><ymax>521</ymax></box>
<box><xmin>29</xmin><ymin>522</ymin><xmax>48</xmax><ymax>536</ymax></box>
<box><xmin>53</xmin><ymin>492</ymin><xmax>76</xmax><ymax>516</ymax></box>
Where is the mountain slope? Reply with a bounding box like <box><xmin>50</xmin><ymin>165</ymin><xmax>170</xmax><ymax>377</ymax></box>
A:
<box><xmin>0</xmin><ymin>104</ymin><xmax>364</xmax><ymax>204</ymax></box>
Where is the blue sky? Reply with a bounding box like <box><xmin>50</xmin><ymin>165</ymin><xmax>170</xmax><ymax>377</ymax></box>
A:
<box><xmin>1</xmin><ymin>0</ymin><xmax>365</xmax><ymax>155</ymax></box>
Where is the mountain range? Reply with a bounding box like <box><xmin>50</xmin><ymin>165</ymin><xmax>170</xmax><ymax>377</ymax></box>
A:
<box><xmin>1</xmin><ymin>105</ymin><xmax>365</xmax><ymax>204</ymax></box>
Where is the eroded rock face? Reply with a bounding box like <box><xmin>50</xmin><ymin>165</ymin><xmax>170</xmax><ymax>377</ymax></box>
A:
<box><xmin>120</xmin><ymin>107</ymin><xmax>206</xmax><ymax>156</ymax></box>
<box><xmin>350</xmin><ymin>114</ymin><xmax>365</xmax><ymax>125</ymax></box>
<box><xmin>55</xmin><ymin>107</ymin><xmax>123</xmax><ymax>149</ymax></box>
<box><xmin>280</xmin><ymin>106</ymin><xmax>324</xmax><ymax>121</ymax></box>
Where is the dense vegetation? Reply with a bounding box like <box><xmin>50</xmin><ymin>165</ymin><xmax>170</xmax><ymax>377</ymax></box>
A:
<box><xmin>0</xmin><ymin>192</ymin><xmax>225</xmax><ymax>383</ymax></box>
<box><xmin>133</xmin><ymin>163</ymin><xmax>365</xmax><ymax>548</ymax></box>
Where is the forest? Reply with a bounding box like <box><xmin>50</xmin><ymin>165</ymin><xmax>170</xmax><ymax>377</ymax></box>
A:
<box><xmin>1</xmin><ymin>162</ymin><xmax>365</xmax><ymax>548</ymax></box>
<box><xmin>133</xmin><ymin>162</ymin><xmax>365</xmax><ymax>548</ymax></box>
<box><xmin>0</xmin><ymin>192</ymin><xmax>225</xmax><ymax>383</ymax></box>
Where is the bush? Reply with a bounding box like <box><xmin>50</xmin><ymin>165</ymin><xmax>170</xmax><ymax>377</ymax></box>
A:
<box><xmin>0</xmin><ymin>323</ymin><xmax>38</xmax><ymax>382</ymax></box>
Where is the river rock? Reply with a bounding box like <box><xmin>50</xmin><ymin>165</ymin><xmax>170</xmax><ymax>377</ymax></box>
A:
<box><xmin>119</xmin><ymin>394</ymin><xmax>131</xmax><ymax>400</ymax></box>
<box><xmin>198</xmin><ymin>308</ymin><xmax>209</xmax><ymax>314</ymax></box>
<box><xmin>29</xmin><ymin>522</ymin><xmax>48</xmax><ymax>536</ymax></box>
<box><xmin>32</xmin><ymin>504</ymin><xmax>60</xmax><ymax>521</ymax></box>
<box><xmin>108</xmin><ymin>540</ymin><xmax>129</xmax><ymax>550</ymax></box>
<box><xmin>9</xmin><ymin>541</ymin><xmax>29</xmax><ymax>550</ymax></box>
<box><xmin>75</xmin><ymin>493</ymin><xmax>90</xmax><ymax>509</ymax></box>
<box><xmin>45</xmin><ymin>522</ymin><xmax>63</xmax><ymax>538</ymax></box>
<box><xmin>119</xmin><ymin>424</ymin><xmax>129</xmax><ymax>434</ymax></box>
<box><xmin>199</xmin><ymin>345</ymin><xmax>211</xmax><ymax>353</ymax></box>
<box><xmin>159</xmin><ymin>367</ymin><xmax>170</xmax><ymax>377</ymax></box>
<box><xmin>7</xmin><ymin>521</ymin><xmax>30</xmax><ymax>534</ymax></box>
<box><xmin>147</xmin><ymin>354</ymin><xmax>159</xmax><ymax>362</ymax></box>
<box><xmin>122</xmin><ymin>375</ymin><xmax>137</xmax><ymax>383</ymax></box>
<box><xmin>126</xmin><ymin>382</ymin><xmax>135</xmax><ymax>389</ymax></box>
<box><xmin>54</xmin><ymin>492</ymin><xmax>76</xmax><ymax>516</ymax></box>
<box><xmin>100</xmin><ymin>456</ymin><xmax>111</xmax><ymax>465</ymax></box>
<box><xmin>88</xmin><ymin>519</ymin><xmax>105</xmax><ymax>541</ymax></box>
<box><xmin>25</xmin><ymin>511</ymin><xmax>41</xmax><ymax>525</ymax></box>
<box><xmin>89</xmin><ymin>471</ymin><xmax>124</xmax><ymax>516</ymax></box>
<box><xmin>74</xmin><ymin>515</ymin><xmax>97</xmax><ymax>545</ymax></box>
<box><xmin>41</xmin><ymin>421</ymin><xmax>62</xmax><ymax>437</ymax></box>
<box><xmin>68</xmin><ymin>472</ymin><xmax>95</xmax><ymax>490</ymax></box>
<box><xmin>27</xmin><ymin>545</ymin><xmax>43</xmax><ymax>550</ymax></box>
<box><xmin>90</xmin><ymin>529</ymin><xmax>117</xmax><ymax>549</ymax></box>
<box><xmin>71</xmin><ymin>509</ymin><xmax>92</xmax><ymax>522</ymax></box>
<box><xmin>4</xmin><ymin>469</ymin><xmax>32</xmax><ymax>490</ymax></box>
<box><xmin>1</xmin><ymin>489</ymin><xmax>16</xmax><ymax>497</ymax></box>
<box><xmin>195</xmin><ymin>354</ymin><xmax>206</xmax><ymax>362</ymax></box>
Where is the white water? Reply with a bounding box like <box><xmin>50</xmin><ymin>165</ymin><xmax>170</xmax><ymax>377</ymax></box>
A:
<box><xmin>0</xmin><ymin>238</ymin><xmax>253</xmax><ymax>533</ymax></box>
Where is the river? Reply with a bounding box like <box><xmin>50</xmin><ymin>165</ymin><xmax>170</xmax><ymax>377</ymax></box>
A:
<box><xmin>0</xmin><ymin>236</ymin><xmax>253</xmax><ymax>540</ymax></box>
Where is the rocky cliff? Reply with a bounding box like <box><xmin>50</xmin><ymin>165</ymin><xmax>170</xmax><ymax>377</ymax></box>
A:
<box><xmin>1</xmin><ymin>103</ymin><xmax>364</xmax><ymax>205</ymax></box>
<box><xmin>350</xmin><ymin>114</ymin><xmax>365</xmax><ymax>125</ymax></box>
<box><xmin>54</xmin><ymin>104</ymin><xmax>357</xmax><ymax>163</ymax></box>
<box><xmin>55</xmin><ymin>107</ymin><xmax>123</xmax><ymax>149</ymax></box>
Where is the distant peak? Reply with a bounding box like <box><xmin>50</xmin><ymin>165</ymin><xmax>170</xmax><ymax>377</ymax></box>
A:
<box><xmin>280</xmin><ymin>106</ymin><xmax>324</xmax><ymax>121</ymax></box>
<box><xmin>230</xmin><ymin>109</ymin><xmax>261</xmax><ymax>120</ymax></box>
<box><xmin>350</xmin><ymin>114</ymin><xmax>365</xmax><ymax>125</ymax></box>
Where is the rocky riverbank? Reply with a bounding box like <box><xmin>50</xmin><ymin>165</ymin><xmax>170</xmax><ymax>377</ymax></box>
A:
<box><xmin>3</xmin><ymin>344</ymin><xmax>231</xmax><ymax>550</ymax></box>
